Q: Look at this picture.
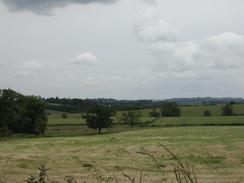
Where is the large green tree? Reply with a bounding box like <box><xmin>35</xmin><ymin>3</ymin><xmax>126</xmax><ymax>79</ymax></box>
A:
<box><xmin>0</xmin><ymin>89</ymin><xmax>47</xmax><ymax>136</ymax></box>
<box><xmin>84</xmin><ymin>105</ymin><xmax>115</xmax><ymax>134</ymax></box>
<box><xmin>0</xmin><ymin>89</ymin><xmax>22</xmax><ymax>135</ymax></box>
<box><xmin>23</xmin><ymin>96</ymin><xmax>47</xmax><ymax>134</ymax></box>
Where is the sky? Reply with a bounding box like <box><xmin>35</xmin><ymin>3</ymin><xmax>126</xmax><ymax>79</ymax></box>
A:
<box><xmin>0</xmin><ymin>0</ymin><xmax>244</xmax><ymax>99</ymax></box>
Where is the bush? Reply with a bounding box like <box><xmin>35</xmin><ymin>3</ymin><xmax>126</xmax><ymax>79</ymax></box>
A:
<box><xmin>222</xmin><ymin>104</ymin><xmax>234</xmax><ymax>116</ymax></box>
<box><xmin>161</xmin><ymin>102</ymin><xmax>181</xmax><ymax>117</ymax></box>
<box><xmin>203</xmin><ymin>110</ymin><xmax>212</xmax><ymax>116</ymax></box>
<box><xmin>62</xmin><ymin>113</ymin><xmax>68</xmax><ymax>119</ymax></box>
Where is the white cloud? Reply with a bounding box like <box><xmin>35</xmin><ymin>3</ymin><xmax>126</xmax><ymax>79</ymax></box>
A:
<box><xmin>135</xmin><ymin>7</ymin><xmax>244</xmax><ymax>72</ymax></box>
<box><xmin>22</xmin><ymin>60</ymin><xmax>42</xmax><ymax>70</ymax></box>
<box><xmin>69</xmin><ymin>52</ymin><xmax>98</xmax><ymax>65</ymax></box>
<box><xmin>134</xmin><ymin>8</ymin><xmax>179</xmax><ymax>43</ymax></box>
<box><xmin>14</xmin><ymin>60</ymin><xmax>42</xmax><ymax>78</ymax></box>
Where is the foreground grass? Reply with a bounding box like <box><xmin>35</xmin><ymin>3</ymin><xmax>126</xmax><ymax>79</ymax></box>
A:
<box><xmin>1</xmin><ymin>126</ymin><xmax>244</xmax><ymax>182</ymax></box>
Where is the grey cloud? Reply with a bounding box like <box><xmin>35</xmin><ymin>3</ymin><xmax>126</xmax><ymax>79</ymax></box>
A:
<box><xmin>1</xmin><ymin>0</ymin><xmax>118</xmax><ymax>15</ymax></box>
<box><xmin>135</xmin><ymin>7</ymin><xmax>244</xmax><ymax>72</ymax></box>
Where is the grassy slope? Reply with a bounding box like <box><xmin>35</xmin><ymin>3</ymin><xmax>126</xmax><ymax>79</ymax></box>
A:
<box><xmin>1</xmin><ymin>127</ymin><xmax>244</xmax><ymax>182</ymax></box>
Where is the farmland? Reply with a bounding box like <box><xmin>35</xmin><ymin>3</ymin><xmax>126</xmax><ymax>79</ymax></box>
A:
<box><xmin>2</xmin><ymin>0</ymin><xmax>244</xmax><ymax>182</ymax></box>
<box><xmin>1</xmin><ymin>104</ymin><xmax>244</xmax><ymax>182</ymax></box>
<box><xmin>46</xmin><ymin>104</ymin><xmax>244</xmax><ymax>132</ymax></box>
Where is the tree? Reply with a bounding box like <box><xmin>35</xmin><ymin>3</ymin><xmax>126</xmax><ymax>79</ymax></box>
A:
<box><xmin>149</xmin><ymin>107</ymin><xmax>160</xmax><ymax>117</ymax></box>
<box><xmin>84</xmin><ymin>105</ymin><xmax>115</xmax><ymax>134</ymax></box>
<box><xmin>222</xmin><ymin>104</ymin><xmax>234</xmax><ymax>116</ymax></box>
<box><xmin>121</xmin><ymin>110</ymin><xmax>141</xmax><ymax>128</ymax></box>
<box><xmin>161</xmin><ymin>102</ymin><xmax>181</xmax><ymax>117</ymax></box>
<box><xmin>23</xmin><ymin>96</ymin><xmax>47</xmax><ymax>134</ymax></box>
<box><xmin>203</xmin><ymin>110</ymin><xmax>212</xmax><ymax>117</ymax></box>
<box><xmin>0</xmin><ymin>89</ymin><xmax>47</xmax><ymax>135</ymax></box>
<box><xmin>0</xmin><ymin>89</ymin><xmax>22</xmax><ymax>135</ymax></box>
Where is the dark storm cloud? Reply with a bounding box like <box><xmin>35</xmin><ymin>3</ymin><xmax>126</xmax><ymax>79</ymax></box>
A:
<box><xmin>1</xmin><ymin>0</ymin><xmax>118</xmax><ymax>15</ymax></box>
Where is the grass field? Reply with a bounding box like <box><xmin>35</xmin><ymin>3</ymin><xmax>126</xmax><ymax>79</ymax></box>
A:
<box><xmin>48</xmin><ymin>113</ymin><xmax>86</xmax><ymax>126</ymax></box>
<box><xmin>47</xmin><ymin>104</ymin><xmax>244</xmax><ymax>127</ymax></box>
<box><xmin>1</xmin><ymin>104</ymin><xmax>244</xmax><ymax>182</ymax></box>
<box><xmin>1</xmin><ymin>126</ymin><xmax>244</xmax><ymax>182</ymax></box>
<box><xmin>152</xmin><ymin>116</ymin><xmax>244</xmax><ymax>127</ymax></box>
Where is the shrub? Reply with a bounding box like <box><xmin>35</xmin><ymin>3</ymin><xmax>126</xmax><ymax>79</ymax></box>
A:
<box><xmin>222</xmin><ymin>104</ymin><xmax>234</xmax><ymax>116</ymax></box>
<box><xmin>161</xmin><ymin>102</ymin><xmax>181</xmax><ymax>117</ymax></box>
<box><xmin>203</xmin><ymin>110</ymin><xmax>212</xmax><ymax>116</ymax></box>
<box><xmin>62</xmin><ymin>113</ymin><xmax>68</xmax><ymax>119</ymax></box>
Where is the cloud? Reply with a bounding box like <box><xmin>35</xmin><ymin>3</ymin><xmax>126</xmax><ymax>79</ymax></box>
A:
<box><xmin>69</xmin><ymin>52</ymin><xmax>98</xmax><ymax>65</ymax></box>
<box><xmin>1</xmin><ymin>0</ymin><xmax>118</xmax><ymax>15</ymax></box>
<box><xmin>22</xmin><ymin>60</ymin><xmax>42</xmax><ymax>70</ymax></box>
<box><xmin>134</xmin><ymin>9</ymin><xmax>179</xmax><ymax>43</ymax></box>
<box><xmin>134</xmin><ymin>7</ymin><xmax>244</xmax><ymax>72</ymax></box>
<box><xmin>15</xmin><ymin>60</ymin><xmax>43</xmax><ymax>78</ymax></box>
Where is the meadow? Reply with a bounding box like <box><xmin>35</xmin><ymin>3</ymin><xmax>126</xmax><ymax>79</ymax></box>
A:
<box><xmin>1</xmin><ymin>104</ymin><xmax>244</xmax><ymax>182</ymax></box>
<box><xmin>0</xmin><ymin>127</ymin><xmax>244</xmax><ymax>182</ymax></box>
<box><xmin>47</xmin><ymin>104</ymin><xmax>244</xmax><ymax>130</ymax></box>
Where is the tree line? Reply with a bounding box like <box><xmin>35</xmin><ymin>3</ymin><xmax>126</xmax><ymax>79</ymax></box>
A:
<box><xmin>45</xmin><ymin>97</ymin><xmax>165</xmax><ymax>113</ymax></box>
<box><xmin>44</xmin><ymin>97</ymin><xmax>244</xmax><ymax>113</ymax></box>
<box><xmin>0</xmin><ymin>89</ymin><xmax>239</xmax><ymax>136</ymax></box>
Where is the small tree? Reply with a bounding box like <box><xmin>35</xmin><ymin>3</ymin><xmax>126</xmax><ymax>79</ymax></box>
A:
<box><xmin>161</xmin><ymin>102</ymin><xmax>181</xmax><ymax>117</ymax></box>
<box><xmin>149</xmin><ymin>107</ymin><xmax>160</xmax><ymax>117</ymax></box>
<box><xmin>84</xmin><ymin>105</ymin><xmax>115</xmax><ymax>134</ymax></box>
<box><xmin>121</xmin><ymin>110</ymin><xmax>141</xmax><ymax>128</ymax></box>
<box><xmin>222</xmin><ymin>104</ymin><xmax>234</xmax><ymax>116</ymax></box>
<box><xmin>203</xmin><ymin>110</ymin><xmax>212</xmax><ymax>117</ymax></box>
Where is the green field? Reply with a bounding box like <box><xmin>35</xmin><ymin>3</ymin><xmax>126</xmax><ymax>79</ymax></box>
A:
<box><xmin>180</xmin><ymin>104</ymin><xmax>244</xmax><ymax>116</ymax></box>
<box><xmin>48</xmin><ymin>113</ymin><xmax>86</xmax><ymax>126</ymax></box>
<box><xmin>2</xmin><ymin>104</ymin><xmax>244</xmax><ymax>182</ymax></box>
<box><xmin>0</xmin><ymin>127</ymin><xmax>244</xmax><ymax>182</ymax></box>
<box><xmin>152</xmin><ymin>116</ymin><xmax>244</xmax><ymax>127</ymax></box>
<box><xmin>47</xmin><ymin>104</ymin><xmax>244</xmax><ymax>127</ymax></box>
